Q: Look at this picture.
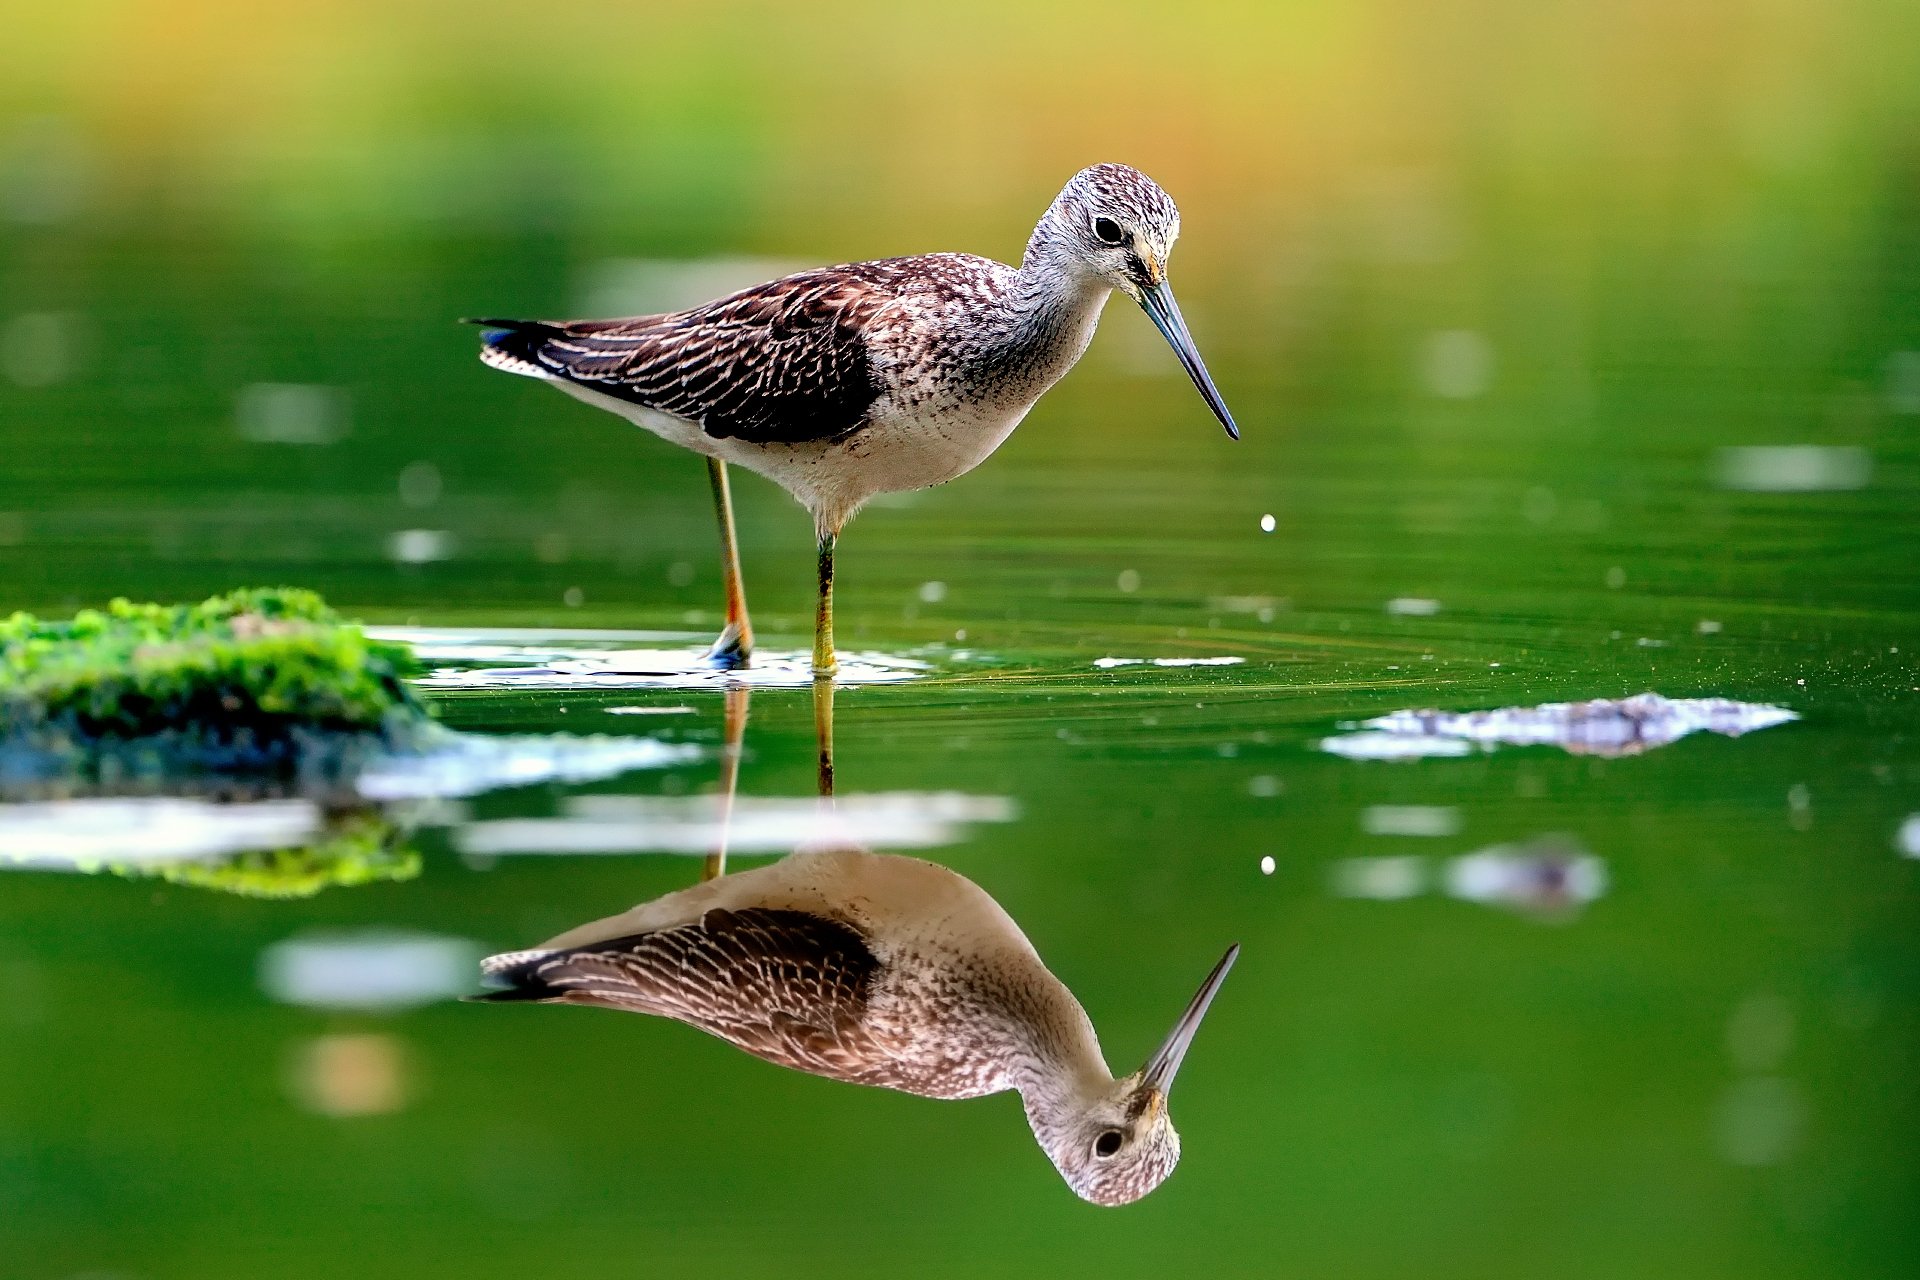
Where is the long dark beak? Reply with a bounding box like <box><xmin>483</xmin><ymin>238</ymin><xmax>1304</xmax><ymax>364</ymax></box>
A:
<box><xmin>1136</xmin><ymin>280</ymin><xmax>1240</xmax><ymax>441</ymax></box>
<box><xmin>1139</xmin><ymin>943</ymin><xmax>1240</xmax><ymax>1095</ymax></box>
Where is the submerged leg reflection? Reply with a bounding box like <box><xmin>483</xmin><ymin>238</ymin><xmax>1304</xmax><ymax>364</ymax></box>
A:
<box><xmin>702</xmin><ymin>684</ymin><xmax>750</xmax><ymax>882</ymax></box>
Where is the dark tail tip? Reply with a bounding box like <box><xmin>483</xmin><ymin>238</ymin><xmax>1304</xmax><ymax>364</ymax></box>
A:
<box><xmin>463</xmin><ymin>985</ymin><xmax>555</xmax><ymax>1004</ymax></box>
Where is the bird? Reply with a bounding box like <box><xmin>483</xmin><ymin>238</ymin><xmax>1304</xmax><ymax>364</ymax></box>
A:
<box><xmin>467</xmin><ymin>163</ymin><xmax>1239</xmax><ymax>676</ymax></box>
<box><xmin>476</xmin><ymin>847</ymin><xmax>1239</xmax><ymax>1206</ymax></box>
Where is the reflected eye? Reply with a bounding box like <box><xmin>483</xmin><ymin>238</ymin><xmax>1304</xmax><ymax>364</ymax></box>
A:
<box><xmin>1092</xmin><ymin>217</ymin><xmax>1126</xmax><ymax>246</ymax></box>
<box><xmin>1094</xmin><ymin>1129</ymin><xmax>1124</xmax><ymax>1158</ymax></box>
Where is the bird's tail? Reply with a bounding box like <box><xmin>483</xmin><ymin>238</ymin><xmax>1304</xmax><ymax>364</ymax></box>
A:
<box><xmin>468</xmin><ymin>947</ymin><xmax>564</xmax><ymax>1003</ymax></box>
<box><xmin>462</xmin><ymin>316</ymin><xmax>560</xmax><ymax>380</ymax></box>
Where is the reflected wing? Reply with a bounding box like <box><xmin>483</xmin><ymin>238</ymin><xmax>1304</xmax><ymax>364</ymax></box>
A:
<box><xmin>471</xmin><ymin>268</ymin><xmax>893</xmax><ymax>445</ymax></box>
<box><xmin>482</xmin><ymin>907</ymin><xmax>882</xmax><ymax>1078</ymax></box>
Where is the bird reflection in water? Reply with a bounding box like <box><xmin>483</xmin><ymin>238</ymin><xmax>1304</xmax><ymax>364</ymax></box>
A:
<box><xmin>477</xmin><ymin>679</ymin><xmax>1238</xmax><ymax>1205</ymax></box>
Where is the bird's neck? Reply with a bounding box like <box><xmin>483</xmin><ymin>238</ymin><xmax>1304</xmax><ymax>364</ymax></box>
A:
<box><xmin>1004</xmin><ymin>979</ymin><xmax>1115</xmax><ymax>1136</ymax></box>
<box><xmin>973</xmin><ymin>232</ymin><xmax>1110</xmax><ymax>400</ymax></box>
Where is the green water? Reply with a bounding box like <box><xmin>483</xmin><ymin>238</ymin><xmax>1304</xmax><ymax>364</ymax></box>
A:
<box><xmin>4</xmin><ymin>2</ymin><xmax>1920</xmax><ymax>1275</ymax></box>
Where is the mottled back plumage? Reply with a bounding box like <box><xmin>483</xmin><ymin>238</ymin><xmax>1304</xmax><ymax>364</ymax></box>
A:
<box><xmin>482</xmin><ymin>905</ymin><xmax>887</xmax><ymax>1079</ymax></box>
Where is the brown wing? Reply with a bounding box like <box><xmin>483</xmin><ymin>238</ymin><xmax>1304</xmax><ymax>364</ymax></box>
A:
<box><xmin>482</xmin><ymin>907</ymin><xmax>884</xmax><ymax>1080</ymax></box>
<box><xmin>471</xmin><ymin>267</ymin><xmax>895</xmax><ymax>445</ymax></box>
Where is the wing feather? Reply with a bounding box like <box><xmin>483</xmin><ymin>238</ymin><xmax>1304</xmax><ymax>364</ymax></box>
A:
<box><xmin>474</xmin><ymin>266</ymin><xmax>896</xmax><ymax>445</ymax></box>
<box><xmin>484</xmin><ymin>907</ymin><xmax>884</xmax><ymax>1080</ymax></box>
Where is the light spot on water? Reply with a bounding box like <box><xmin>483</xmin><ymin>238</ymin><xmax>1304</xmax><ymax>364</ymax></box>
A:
<box><xmin>1362</xmin><ymin>805</ymin><xmax>1460</xmax><ymax>837</ymax></box>
<box><xmin>1897</xmin><ymin>815</ymin><xmax>1920</xmax><ymax>858</ymax></box>
<box><xmin>1259</xmin><ymin>855</ymin><xmax>1276</xmax><ymax>876</ymax></box>
<box><xmin>1259</xmin><ymin>513</ymin><xmax>1276</xmax><ymax>533</ymax></box>
<box><xmin>605</xmin><ymin>705</ymin><xmax>695</xmax><ymax>716</ymax></box>
<box><xmin>918</xmin><ymin>580</ymin><xmax>947</xmax><ymax>604</ymax></box>
<box><xmin>1605</xmin><ymin>566</ymin><xmax>1626</xmax><ymax>589</ymax></box>
<box><xmin>1116</xmin><ymin>569</ymin><xmax>1141</xmax><ymax>593</ymax></box>
<box><xmin>1248</xmin><ymin>775</ymin><xmax>1282</xmax><ymax>797</ymax></box>
<box><xmin>289</xmin><ymin>1032</ymin><xmax>411</xmax><ymax>1118</ymax></box>
<box><xmin>1697</xmin><ymin>619</ymin><xmax>1722</xmax><ymax>635</ymax></box>
<box><xmin>388</xmin><ymin>529</ymin><xmax>455</xmax><ymax>564</ymax></box>
<box><xmin>1445</xmin><ymin>837</ymin><xmax>1606</xmax><ymax>919</ymax></box>
<box><xmin>563</xmin><ymin>587</ymin><xmax>585</xmax><ymax>608</ymax></box>
<box><xmin>1714</xmin><ymin>445</ymin><xmax>1871</xmax><ymax>492</ymax></box>
<box><xmin>1714</xmin><ymin>1076</ymin><xmax>1805</xmax><ymax>1166</ymax></box>
<box><xmin>236</xmin><ymin>382</ymin><xmax>349</xmax><ymax>445</ymax></box>
<box><xmin>1886</xmin><ymin>351</ymin><xmax>1920</xmax><ymax>414</ymax></box>
<box><xmin>1420</xmin><ymin>329</ymin><xmax>1494</xmax><ymax>399</ymax></box>
<box><xmin>397</xmin><ymin>461</ymin><xmax>442</xmax><ymax>508</ymax></box>
<box><xmin>1331</xmin><ymin>856</ymin><xmax>1427</xmax><ymax>899</ymax></box>
<box><xmin>1386</xmin><ymin>597</ymin><xmax>1440</xmax><ymax>617</ymax></box>
<box><xmin>2</xmin><ymin>310</ymin><xmax>78</xmax><ymax>387</ymax></box>
<box><xmin>1727</xmin><ymin>993</ymin><xmax>1796</xmax><ymax>1073</ymax></box>
<box><xmin>667</xmin><ymin>560</ymin><xmax>696</xmax><ymax>586</ymax></box>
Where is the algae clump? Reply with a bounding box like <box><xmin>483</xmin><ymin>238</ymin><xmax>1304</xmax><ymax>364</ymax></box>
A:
<box><xmin>132</xmin><ymin>811</ymin><xmax>423</xmax><ymax>899</ymax></box>
<box><xmin>1</xmin><ymin>588</ymin><xmax>432</xmax><ymax>777</ymax></box>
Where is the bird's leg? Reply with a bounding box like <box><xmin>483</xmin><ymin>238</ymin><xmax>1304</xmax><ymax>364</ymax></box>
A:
<box><xmin>812</xmin><ymin>674</ymin><xmax>835</xmax><ymax>799</ymax></box>
<box><xmin>703</xmin><ymin>458</ymin><xmax>753</xmax><ymax>670</ymax></box>
<box><xmin>702</xmin><ymin>684</ymin><xmax>750</xmax><ymax>882</ymax></box>
<box><xmin>811</xmin><ymin>529</ymin><xmax>838</xmax><ymax>677</ymax></box>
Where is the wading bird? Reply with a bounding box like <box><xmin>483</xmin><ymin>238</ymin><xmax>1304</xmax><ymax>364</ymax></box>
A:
<box><xmin>469</xmin><ymin>163</ymin><xmax>1238</xmax><ymax>674</ymax></box>
<box><xmin>478</xmin><ymin>849</ymin><xmax>1238</xmax><ymax>1206</ymax></box>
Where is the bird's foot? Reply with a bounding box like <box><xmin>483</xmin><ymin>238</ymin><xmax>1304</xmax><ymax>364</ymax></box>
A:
<box><xmin>704</xmin><ymin>621</ymin><xmax>753</xmax><ymax>671</ymax></box>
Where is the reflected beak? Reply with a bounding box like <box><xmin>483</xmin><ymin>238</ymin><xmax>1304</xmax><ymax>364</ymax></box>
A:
<box><xmin>1139</xmin><ymin>943</ymin><xmax>1240</xmax><ymax>1095</ymax></box>
<box><xmin>1135</xmin><ymin>279</ymin><xmax>1241</xmax><ymax>441</ymax></box>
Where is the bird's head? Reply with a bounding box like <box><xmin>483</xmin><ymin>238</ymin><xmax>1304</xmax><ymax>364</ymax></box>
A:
<box><xmin>1029</xmin><ymin>944</ymin><xmax>1239</xmax><ymax>1207</ymax></box>
<box><xmin>1043</xmin><ymin>163</ymin><xmax>1239</xmax><ymax>440</ymax></box>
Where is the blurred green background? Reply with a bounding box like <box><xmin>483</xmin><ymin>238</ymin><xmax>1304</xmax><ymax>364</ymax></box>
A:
<box><xmin>2</xmin><ymin>2</ymin><xmax>1917</xmax><ymax>1278</ymax></box>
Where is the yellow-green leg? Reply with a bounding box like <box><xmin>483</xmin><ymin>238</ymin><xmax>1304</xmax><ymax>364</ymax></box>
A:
<box><xmin>811</xmin><ymin>530</ymin><xmax>838</xmax><ymax>677</ymax></box>
<box><xmin>704</xmin><ymin>458</ymin><xmax>753</xmax><ymax>670</ymax></box>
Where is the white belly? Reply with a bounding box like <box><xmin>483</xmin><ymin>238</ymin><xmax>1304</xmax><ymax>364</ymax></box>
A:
<box><xmin>555</xmin><ymin>378</ymin><xmax>1038</xmax><ymax>535</ymax></box>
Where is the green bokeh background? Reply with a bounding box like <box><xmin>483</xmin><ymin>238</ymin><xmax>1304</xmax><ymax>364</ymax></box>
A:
<box><xmin>2</xmin><ymin>3</ymin><xmax>1917</xmax><ymax>1278</ymax></box>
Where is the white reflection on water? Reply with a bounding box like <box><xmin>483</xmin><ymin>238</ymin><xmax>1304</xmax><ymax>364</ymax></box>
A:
<box><xmin>1445</xmin><ymin>838</ymin><xmax>1606</xmax><ymax>919</ymax></box>
<box><xmin>378</xmin><ymin>627</ymin><xmax>929</xmax><ymax>690</ymax></box>
<box><xmin>354</xmin><ymin>732</ymin><xmax>697</xmax><ymax>800</ymax></box>
<box><xmin>0</xmin><ymin>797</ymin><xmax>321</xmax><ymax>865</ymax></box>
<box><xmin>261</xmin><ymin>930</ymin><xmax>485</xmax><ymax>1011</ymax></box>
<box><xmin>1331</xmin><ymin>836</ymin><xmax>1607</xmax><ymax>920</ymax></box>
<box><xmin>0</xmin><ymin>734</ymin><xmax>694</xmax><ymax>867</ymax></box>
<box><xmin>1896</xmin><ymin>814</ymin><xmax>1920</xmax><ymax>858</ymax></box>
<box><xmin>1093</xmin><ymin>656</ymin><xmax>1245</xmax><ymax>669</ymax></box>
<box><xmin>456</xmin><ymin>791</ymin><xmax>1016</xmax><ymax>856</ymax></box>
<box><xmin>1322</xmin><ymin>692</ymin><xmax>1797</xmax><ymax>760</ymax></box>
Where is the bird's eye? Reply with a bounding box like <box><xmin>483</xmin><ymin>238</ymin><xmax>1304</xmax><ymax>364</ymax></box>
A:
<box><xmin>1092</xmin><ymin>217</ymin><xmax>1126</xmax><ymax>246</ymax></box>
<box><xmin>1093</xmin><ymin>1129</ymin><xmax>1124</xmax><ymax>1158</ymax></box>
